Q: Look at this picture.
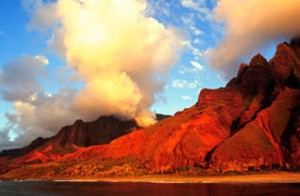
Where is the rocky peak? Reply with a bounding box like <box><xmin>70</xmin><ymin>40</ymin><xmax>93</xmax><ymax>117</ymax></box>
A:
<box><xmin>249</xmin><ymin>53</ymin><xmax>269</xmax><ymax>67</ymax></box>
<box><xmin>53</xmin><ymin>116</ymin><xmax>139</xmax><ymax>148</ymax></box>
<box><xmin>269</xmin><ymin>40</ymin><xmax>300</xmax><ymax>89</ymax></box>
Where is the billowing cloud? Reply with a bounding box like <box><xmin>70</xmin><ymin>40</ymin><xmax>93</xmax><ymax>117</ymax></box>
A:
<box><xmin>2</xmin><ymin>89</ymin><xmax>79</xmax><ymax>149</ymax></box>
<box><xmin>0</xmin><ymin>55</ymin><xmax>71</xmax><ymax>150</ymax></box>
<box><xmin>27</xmin><ymin>0</ymin><xmax>182</xmax><ymax>126</ymax></box>
<box><xmin>205</xmin><ymin>0</ymin><xmax>300</xmax><ymax>78</ymax></box>
<box><xmin>0</xmin><ymin>0</ymin><xmax>183</xmax><ymax>150</ymax></box>
<box><xmin>0</xmin><ymin>55</ymin><xmax>79</xmax><ymax>150</ymax></box>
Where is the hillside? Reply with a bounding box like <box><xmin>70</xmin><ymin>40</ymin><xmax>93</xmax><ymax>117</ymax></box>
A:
<box><xmin>0</xmin><ymin>39</ymin><xmax>299</xmax><ymax>178</ymax></box>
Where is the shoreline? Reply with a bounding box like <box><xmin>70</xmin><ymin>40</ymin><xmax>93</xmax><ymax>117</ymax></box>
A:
<box><xmin>1</xmin><ymin>172</ymin><xmax>300</xmax><ymax>183</ymax></box>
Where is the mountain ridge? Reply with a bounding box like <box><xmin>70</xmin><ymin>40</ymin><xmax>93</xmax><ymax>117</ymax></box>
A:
<box><xmin>0</xmin><ymin>39</ymin><xmax>299</xmax><ymax>178</ymax></box>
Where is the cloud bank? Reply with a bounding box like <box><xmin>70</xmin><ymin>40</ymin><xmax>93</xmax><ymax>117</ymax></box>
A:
<box><xmin>0</xmin><ymin>55</ymin><xmax>79</xmax><ymax>149</ymax></box>
<box><xmin>0</xmin><ymin>55</ymin><xmax>47</xmax><ymax>102</ymax></box>
<box><xmin>0</xmin><ymin>0</ymin><xmax>182</xmax><ymax>150</ymax></box>
<box><xmin>205</xmin><ymin>0</ymin><xmax>300</xmax><ymax>78</ymax></box>
<box><xmin>29</xmin><ymin>0</ymin><xmax>182</xmax><ymax>126</ymax></box>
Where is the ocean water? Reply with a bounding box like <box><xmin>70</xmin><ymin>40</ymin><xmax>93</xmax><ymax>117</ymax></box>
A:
<box><xmin>0</xmin><ymin>181</ymin><xmax>299</xmax><ymax>196</ymax></box>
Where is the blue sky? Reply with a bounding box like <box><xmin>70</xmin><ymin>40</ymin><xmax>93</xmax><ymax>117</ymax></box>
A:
<box><xmin>1</xmin><ymin>0</ymin><xmax>296</xmax><ymax>150</ymax></box>
<box><xmin>0</xmin><ymin>0</ymin><xmax>224</xmax><ymax>120</ymax></box>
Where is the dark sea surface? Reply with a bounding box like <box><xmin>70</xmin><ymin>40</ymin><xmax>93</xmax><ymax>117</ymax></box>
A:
<box><xmin>0</xmin><ymin>181</ymin><xmax>299</xmax><ymax>196</ymax></box>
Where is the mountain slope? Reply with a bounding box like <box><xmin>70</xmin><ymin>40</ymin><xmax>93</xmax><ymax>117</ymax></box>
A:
<box><xmin>0</xmin><ymin>39</ymin><xmax>300</xmax><ymax>178</ymax></box>
<box><xmin>65</xmin><ymin>39</ymin><xmax>300</xmax><ymax>173</ymax></box>
<box><xmin>0</xmin><ymin>137</ymin><xmax>50</xmax><ymax>158</ymax></box>
<box><xmin>0</xmin><ymin>116</ymin><xmax>139</xmax><ymax>159</ymax></box>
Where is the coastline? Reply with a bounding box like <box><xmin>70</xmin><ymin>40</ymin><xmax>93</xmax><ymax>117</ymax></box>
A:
<box><xmin>1</xmin><ymin>172</ymin><xmax>300</xmax><ymax>183</ymax></box>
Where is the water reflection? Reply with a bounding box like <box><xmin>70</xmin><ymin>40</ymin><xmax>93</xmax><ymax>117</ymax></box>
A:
<box><xmin>0</xmin><ymin>181</ymin><xmax>299</xmax><ymax>196</ymax></box>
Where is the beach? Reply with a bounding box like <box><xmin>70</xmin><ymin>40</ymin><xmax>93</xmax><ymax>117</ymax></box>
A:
<box><xmin>1</xmin><ymin>172</ymin><xmax>299</xmax><ymax>183</ymax></box>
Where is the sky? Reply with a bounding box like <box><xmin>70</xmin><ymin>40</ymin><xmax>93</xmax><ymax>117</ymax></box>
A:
<box><xmin>1</xmin><ymin>0</ymin><xmax>299</xmax><ymax>150</ymax></box>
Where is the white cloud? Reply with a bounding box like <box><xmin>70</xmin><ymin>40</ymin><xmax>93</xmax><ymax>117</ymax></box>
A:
<box><xmin>28</xmin><ymin>93</ymin><xmax>37</xmax><ymax>102</ymax></box>
<box><xmin>1</xmin><ymin>88</ymin><xmax>79</xmax><ymax>151</ymax></box>
<box><xmin>180</xmin><ymin>0</ymin><xmax>212</xmax><ymax>20</ymax></box>
<box><xmin>191</xmin><ymin>61</ymin><xmax>204</xmax><ymax>71</ymax></box>
<box><xmin>184</xmin><ymin>41</ymin><xmax>203</xmax><ymax>60</ymax></box>
<box><xmin>0</xmin><ymin>0</ymin><xmax>184</xmax><ymax>150</ymax></box>
<box><xmin>181</xmin><ymin>0</ymin><xmax>204</xmax><ymax>11</ymax></box>
<box><xmin>178</xmin><ymin>65</ymin><xmax>198</xmax><ymax>75</ymax></box>
<box><xmin>182</xmin><ymin>95</ymin><xmax>192</xmax><ymax>100</ymax></box>
<box><xmin>27</xmin><ymin>0</ymin><xmax>183</xmax><ymax>126</ymax></box>
<box><xmin>178</xmin><ymin>61</ymin><xmax>205</xmax><ymax>75</ymax></box>
<box><xmin>193</xmin><ymin>38</ymin><xmax>203</xmax><ymax>45</ymax></box>
<box><xmin>44</xmin><ymin>92</ymin><xmax>52</xmax><ymax>98</ymax></box>
<box><xmin>34</xmin><ymin>55</ymin><xmax>49</xmax><ymax>65</ymax></box>
<box><xmin>206</xmin><ymin>0</ymin><xmax>300</xmax><ymax>78</ymax></box>
<box><xmin>172</xmin><ymin>79</ymin><xmax>198</xmax><ymax>89</ymax></box>
<box><xmin>190</xmin><ymin>26</ymin><xmax>203</xmax><ymax>36</ymax></box>
<box><xmin>181</xmin><ymin>13</ymin><xmax>195</xmax><ymax>25</ymax></box>
<box><xmin>146</xmin><ymin>0</ymin><xmax>172</xmax><ymax>17</ymax></box>
<box><xmin>180</xmin><ymin>38</ymin><xmax>203</xmax><ymax>63</ymax></box>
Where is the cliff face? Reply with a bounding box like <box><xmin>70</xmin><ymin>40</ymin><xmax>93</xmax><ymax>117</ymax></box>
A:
<box><xmin>208</xmin><ymin>40</ymin><xmax>300</xmax><ymax>171</ymax></box>
<box><xmin>0</xmin><ymin>39</ymin><xmax>300</xmax><ymax>177</ymax></box>
<box><xmin>0</xmin><ymin>116</ymin><xmax>139</xmax><ymax>164</ymax></box>
<box><xmin>59</xmin><ymin>39</ymin><xmax>300</xmax><ymax>173</ymax></box>
<box><xmin>52</xmin><ymin>116</ymin><xmax>138</xmax><ymax>148</ymax></box>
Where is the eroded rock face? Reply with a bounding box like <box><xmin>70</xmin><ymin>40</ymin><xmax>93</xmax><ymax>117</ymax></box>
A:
<box><xmin>0</xmin><ymin>116</ymin><xmax>139</xmax><ymax>167</ymax></box>
<box><xmin>94</xmin><ymin>40</ymin><xmax>300</xmax><ymax>172</ymax></box>
<box><xmin>52</xmin><ymin>116</ymin><xmax>139</xmax><ymax>148</ymax></box>
<box><xmin>206</xmin><ymin>40</ymin><xmax>300</xmax><ymax>172</ymax></box>
<box><xmin>67</xmin><ymin>39</ymin><xmax>299</xmax><ymax>173</ymax></box>
<box><xmin>209</xmin><ymin>88</ymin><xmax>300</xmax><ymax>171</ymax></box>
<box><xmin>1</xmin><ymin>39</ymin><xmax>300</xmax><ymax>177</ymax></box>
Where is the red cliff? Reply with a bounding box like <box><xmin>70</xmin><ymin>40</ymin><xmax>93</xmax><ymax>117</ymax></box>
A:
<box><xmin>0</xmin><ymin>39</ymin><xmax>300</xmax><ymax>177</ymax></box>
